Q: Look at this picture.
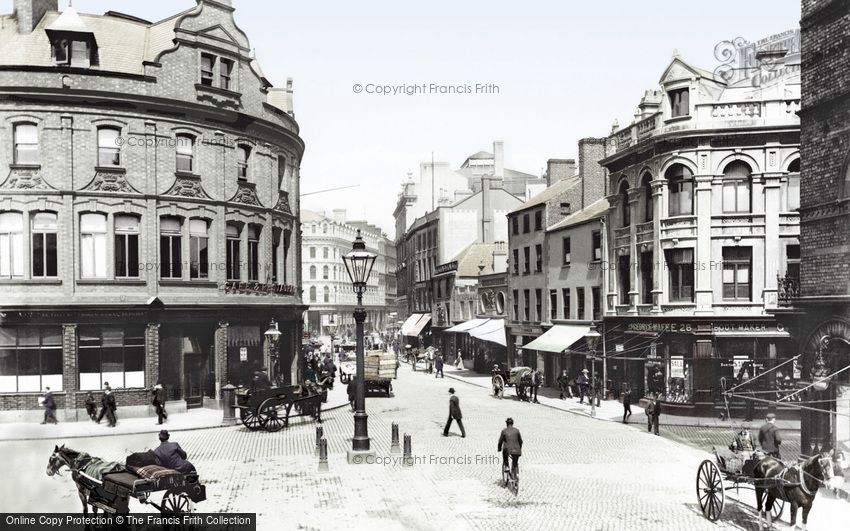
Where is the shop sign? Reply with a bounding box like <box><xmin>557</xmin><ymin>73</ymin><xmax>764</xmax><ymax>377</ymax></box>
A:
<box><xmin>435</xmin><ymin>261</ymin><xmax>458</xmax><ymax>275</ymax></box>
<box><xmin>711</xmin><ymin>323</ymin><xmax>772</xmax><ymax>333</ymax></box>
<box><xmin>627</xmin><ymin>322</ymin><xmax>693</xmax><ymax>333</ymax></box>
<box><xmin>615</xmin><ymin>344</ymin><xmax>624</xmax><ymax>352</ymax></box>
<box><xmin>670</xmin><ymin>356</ymin><xmax>684</xmax><ymax>378</ymax></box>
<box><xmin>224</xmin><ymin>282</ymin><xmax>296</xmax><ymax>296</ymax></box>
<box><xmin>240</xmin><ymin>347</ymin><xmax>248</xmax><ymax>361</ymax></box>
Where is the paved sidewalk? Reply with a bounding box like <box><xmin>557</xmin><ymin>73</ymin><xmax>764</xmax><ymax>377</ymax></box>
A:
<box><xmin>0</xmin><ymin>380</ymin><xmax>350</xmax><ymax>441</ymax></box>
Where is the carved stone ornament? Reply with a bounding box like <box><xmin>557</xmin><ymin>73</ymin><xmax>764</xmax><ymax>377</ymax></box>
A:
<box><xmin>81</xmin><ymin>170</ymin><xmax>140</xmax><ymax>194</ymax></box>
<box><xmin>164</xmin><ymin>173</ymin><xmax>212</xmax><ymax>199</ymax></box>
<box><xmin>273</xmin><ymin>191</ymin><xmax>292</xmax><ymax>215</ymax></box>
<box><xmin>229</xmin><ymin>181</ymin><xmax>263</xmax><ymax>206</ymax></box>
<box><xmin>0</xmin><ymin>167</ymin><xmax>55</xmax><ymax>190</ymax></box>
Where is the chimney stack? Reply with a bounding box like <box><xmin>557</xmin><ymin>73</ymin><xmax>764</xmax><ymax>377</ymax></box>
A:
<box><xmin>332</xmin><ymin>209</ymin><xmax>346</xmax><ymax>225</ymax></box>
<box><xmin>493</xmin><ymin>141</ymin><xmax>504</xmax><ymax>179</ymax></box>
<box><xmin>545</xmin><ymin>159</ymin><xmax>576</xmax><ymax>187</ymax></box>
<box><xmin>480</xmin><ymin>176</ymin><xmax>493</xmax><ymax>243</ymax></box>
<box><xmin>578</xmin><ymin>138</ymin><xmax>608</xmax><ymax>209</ymax></box>
<box><xmin>14</xmin><ymin>0</ymin><xmax>57</xmax><ymax>33</ymax></box>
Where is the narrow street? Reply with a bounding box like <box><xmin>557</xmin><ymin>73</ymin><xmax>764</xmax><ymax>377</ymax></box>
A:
<box><xmin>2</xmin><ymin>365</ymin><xmax>846</xmax><ymax>530</ymax></box>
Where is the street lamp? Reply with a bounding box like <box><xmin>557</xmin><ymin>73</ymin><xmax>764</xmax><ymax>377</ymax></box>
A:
<box><xmin>342</xmin><ymin>229</ymin><xmax>378</xmax><ymax>462</ymax></box>
<box><xmin>264</xmin><ymin>319</ymin><xmax>281</xmax><ymax>383</ymax></box>
<box><xmin>584</xmin><ymin>323</ymin><xmax>602</xmax><ymax>418</ymax></box>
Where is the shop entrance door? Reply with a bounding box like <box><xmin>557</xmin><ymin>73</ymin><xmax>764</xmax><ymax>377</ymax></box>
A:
<box><xmin>184</xmin><ymin>353</ymin><xmax>205</xmax><ymax>409</ymax></box>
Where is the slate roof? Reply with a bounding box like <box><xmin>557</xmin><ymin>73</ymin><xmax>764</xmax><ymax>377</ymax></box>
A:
<box><xmin>448</xmin><ymin>242</ymin><xmax>501</xmax><ymax>277</ymax></box>
<box><xmin>508</xmin><ymin>175</ymin><xmax>580</xmax><ymax>214</ymax></box>
<box><xmin>546</xmin><ymin>198</ymin><xmax>609</xmax><ymax>232</ymax></box>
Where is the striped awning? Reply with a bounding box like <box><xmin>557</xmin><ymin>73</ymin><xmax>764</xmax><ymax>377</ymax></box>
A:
<box><xmin>228</xmin><ymin>325</ymin><xmax>261</xmax><ymax>347</ymax></box>
<box><xmin>401</xmin><ymin>313</ymin><xmax>431</xmax><ymax>337</ymax></box>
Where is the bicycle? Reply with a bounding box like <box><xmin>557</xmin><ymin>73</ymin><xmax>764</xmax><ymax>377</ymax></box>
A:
<box><xmin>501</xmin><ymin>456</ymin><xmax>519</xmax><ymax>495</ymax></box>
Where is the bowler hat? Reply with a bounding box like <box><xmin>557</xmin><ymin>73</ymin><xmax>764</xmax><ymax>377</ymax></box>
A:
<box><xmin>159</xmin><ymin>430</ymin><xmax>170</xmax><ymax>441</ymax></box>
<box><xmin>448</xmin><ymin>388</ymin><xmax>455</xmax><ymax>394</ymax></box>
<box><xmin>766</xmin><ymin>413</ymin><xmax>777</xmax><ymax>421</ymax></box>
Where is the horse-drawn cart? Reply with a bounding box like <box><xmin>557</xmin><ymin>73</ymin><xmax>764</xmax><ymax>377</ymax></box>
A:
<box><xmin>491</xmin><ymin>366</ymin><xmax>532</xmax><ymax>400</ymax></box>
<box><xmin>47</xmin><ymin>445</ymin><xmax>206</xmax><ymax>515</ymax></box>
<box><xmin>696</xmin><ymin>449</ymin><xmax>784</xmax><ymax>522</ymax></box>
<box><xmin>235</xmin><ymin>382</ymin><xmax>326</xmax><ymax>432</ymax></box>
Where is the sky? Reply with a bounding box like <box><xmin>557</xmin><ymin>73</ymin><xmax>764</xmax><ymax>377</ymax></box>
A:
<box><xmin>6</xmin><ymin>1</ymin><xmax>800</xmax><ymax>237</ymax></box>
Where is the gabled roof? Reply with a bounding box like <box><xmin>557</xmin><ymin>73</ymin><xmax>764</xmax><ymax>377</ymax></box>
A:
<box><xmin>546</xmin><ymin>198</ymin><xmax>609</xmax><ymax>232</ymax></box>
<box><xmin>46</xmin><ymin>7</ymin><xmax>89</xmax><ymax>33</ymax></box>
<box><xmin>658</xmin><ymin>54</ymin><xmax>723</xmax><ymax>85</ymax></box>
<box><xmin>508</xmin><ymin>175</ymin><xmax>580</xmax><ymax>215</ymax></box>
<box><xmin>449</xmin><ymin>242</ymin><xmax>500</xmax><ymax>277</ymax></box>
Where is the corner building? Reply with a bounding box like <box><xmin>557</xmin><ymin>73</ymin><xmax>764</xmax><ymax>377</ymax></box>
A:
<box><xmin>602</xmin><ymin>38</ymin><xmax>800</xmax><ymax>418</ymax></box>
<box><xmin>0</xmin><ymin>1</ymin><xmax>305</xmax><ymax>420</ymax></box>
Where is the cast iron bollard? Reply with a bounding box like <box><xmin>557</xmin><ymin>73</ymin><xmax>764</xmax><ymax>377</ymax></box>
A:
<box><xmin>390</xmin><ymin>422</ymin><xmax>401</xmax><ymax>454</ymax></box>
<box><xmin>315</xmin><ymin>426</ymin><xmax>324</xmax><ymax>456</ymax></box>
<box><xmin>403</xmin><ymin>433</ymin><xmax>412</xmax><ymax>466</ymax></box>
<box><xmin>221</xmin><ymin>383</ymin><xmax>237</xmax><ymax>426</ymax></box>
<box><xmin>318</xmin><ymin>437</ymin><xmax>328</xmax><ymax>472</ymax></box>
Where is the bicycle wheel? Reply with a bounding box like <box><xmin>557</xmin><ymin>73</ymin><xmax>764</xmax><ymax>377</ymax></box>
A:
<box><xmin>510</xmin><ymin>469</ymin><xmax>519</xmax><ymax>496</ymax></box>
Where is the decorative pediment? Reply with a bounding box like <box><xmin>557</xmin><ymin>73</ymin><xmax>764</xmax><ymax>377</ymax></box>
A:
<box><xmin>272</xmin><ymin>191</ymin><xmax>292</xmax><ymax>216</ymax></box>
<box><xmin>197</xmin><ymin>24</ymin><xmax>241</xmax><ymax>46</ymax></box>
<box><xmin>659</xmin><ymin>57</ymin><xmax>709</xmax><ymax>85</ymax></box>
<box><xmin>0</xmin><ymin>166</ymin><xmax>56</xmax><ymax>191</ymax></box>
<box><xmin>229</xmin><ymin>181</ymin><xmax>263</xmax><ymax>207</ymax></box>
<box><xmin>164</xmin><ymin>173</ymin><xmax>212</xmax><ymax>199</ymax></box>
<box><xmin>80</xmin><ymin>169</ymin><xmax>140</xmax><ymax>194</ymax></box>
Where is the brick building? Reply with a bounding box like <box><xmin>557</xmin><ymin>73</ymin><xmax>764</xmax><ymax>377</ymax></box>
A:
<box><xmin>0</xmin><ymin>1</ymin><xmax>305</xmax><ymax>420</ymax></box>
<box><xmin>774</xmin><ymin>0</ymin><xmax>850</xmax><ymax>458</ymax></box>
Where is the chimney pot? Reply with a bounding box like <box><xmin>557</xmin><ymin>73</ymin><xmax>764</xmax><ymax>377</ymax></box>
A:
<box><xmin>14</xmin><ymin>0</ymin><xmax>57</xmax><ymax>33</ymax></box>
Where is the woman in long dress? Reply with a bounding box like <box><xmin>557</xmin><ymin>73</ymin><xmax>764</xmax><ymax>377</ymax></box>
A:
<box><xmin>455</xmin><ymin>350</ymin><xmax>464</xmax><ymax>370</ymax></box>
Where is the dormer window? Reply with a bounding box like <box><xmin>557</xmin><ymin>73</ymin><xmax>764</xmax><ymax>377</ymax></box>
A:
<box><xmin>201</xmin><ymin>54</ymin><xmax>215</xmax><ymax>86</ymax></box>
<box><xmin>669</xmin><ymin>88</ymin><xmax>690</xmax><ymax>118</ymax></box>
<box><xmin>46</xmin><ymin>7</ymin><xmax>98</xmax><ymax>68</ymax></box>
<box><xmin>53</xmin><ymin>39</ymin><xmax>69</xmax><ymax>64</ymax></box>
<box><xmin>51</xmin><ymin>38</ymin><xmax>92</xmax><ymax>67</ymax></box>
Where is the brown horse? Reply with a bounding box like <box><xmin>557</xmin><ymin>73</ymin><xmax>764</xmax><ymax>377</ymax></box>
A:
<box><xmin>753</xmin><ymin>450</ymin><xmax>834</xmax><ymax>530</ymax></box>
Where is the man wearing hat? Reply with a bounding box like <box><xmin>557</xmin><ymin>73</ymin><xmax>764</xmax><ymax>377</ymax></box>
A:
<box><xmin>154</xmin><ymin>430</ymin><xmax>196</xmax><ymax>474</ymax></box>
<box><xmin>758</xmin><ymin>412</ymin><xmax>782</xmax><ymax>458</ymax></box>
<box><xmin>577</xmin><ymin>369</ymin><xmax>590</xmax><ymax>404</ymax></box>
<box><xmin>442</xmin><ymin>388</ymin><xmax>466</xmax><ymax>438</ymax></box>
<box><xmin>96</xmin><ymin>382</ymin><xmax>117</xmax><ymax>427</ymax></box>
<box><xmin>498</xmin><ymin>417</ymin><xmax>523</xmax><ymax>476</ymax></box>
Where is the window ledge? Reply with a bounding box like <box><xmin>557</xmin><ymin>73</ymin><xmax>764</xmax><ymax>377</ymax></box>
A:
<box><xmin>94</xmin><ymin>166</ymin><xmax>126</xmax><ymax>174</ymax></box>
<box><xmin>562</xmin><ymin>263</ymin><xmax>572</xmax><ymax>269</ymax></box>
<box><xmin>158</xmin><ymin>279</ymin><xmax>217</xmax><ymax>287</ymax></box>
<box><xmin>715</xmin><ymin>301</ymin><xmax>758</xmax><ymax>306</ymax></box>
<box><xmin>77</xmin><ymin>279</ymin><xmax>146</xmax><ymax>286</ymax></box>
<box><xmin>195</xmin><ymin>83</ymin><xmax>242</xmax><ymax>99</ymax></box>
<box><xmin>174</xmin><ymin>170</ymin><xmax>201</xmax><ymax>179</ymax></box>
<box><xmin>0</xmin><ymin>279</ymin><xmax>61</xmax><ymax>285</ymax></box>
<box><xmin>9</xmin><ymin>163</ymin><xmax>41</xmax><ymax>171</ymax></box>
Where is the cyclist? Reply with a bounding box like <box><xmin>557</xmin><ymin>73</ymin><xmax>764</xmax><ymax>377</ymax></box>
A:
<box><xmin>498</xmin><ymin>417</ymin><xmax>523</xmax><ymax>478</ymax></box>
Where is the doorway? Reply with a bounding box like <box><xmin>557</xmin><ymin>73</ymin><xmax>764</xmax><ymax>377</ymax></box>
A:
<box><xmin>184</xmin><ymin>353</ymin><xmax>205</xmax><ymax>409</ymax></box>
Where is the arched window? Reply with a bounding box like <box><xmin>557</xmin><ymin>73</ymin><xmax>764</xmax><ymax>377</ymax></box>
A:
<box><xmin>0</xmin><ymin>212</ymin><xmax>24</xmax><ymax>278</ymax></box>
<box><xmin>619</xmin><ymin>181</ymin><xmax>630</xmax><ymax>227</ymax></box>
<box><xmin>226</xmin><ymin>223</ymin><xmax>241</xmax><ymax>280</ymax></box>
<box><xmin>97</xmin><ymin>127</ymin><xmax>121</xmax><ymax>166</ymax></box>
<box><xmin>322</xmin><ymin>265</ymin><xmax>329</xmax><ymax>280</ymax></box>
<box><xmin>642</xmin><ymin>173</ymin><xmax>653</xmax><ymax>221</ymax></box>
<box><xmin>786</xmin><ymin>158</ymin><xmax>800</xmax><ymax>211</ymax></box>
<box><xmin>80</xmin><ymin>213</ymin><xmax>107</xmax><ymax>278</ymax></box>
<box><xmin>176</xmin><ymin>134</ymin><xmax>195</xmax><ymax>172</ymax></box>
<box><xmin>323</xmin><ymin>247</ymin><xmax>329</xmax><ymax>259</ymax></box>
<box><xmin>160</xmin><ymin>217</ymin><xmax>182</xmax><ymax>280</ymax></box>
<box><xmin>323</xmin><ymin>286</ymin><xmax>330</xmax><ymax>303</ymax></box>
<box><xmin>32</xmin><ymin>212</ymin><xmax>58</xmax><ymax>278</ymax></box>
<box><xmin>309</xmin><ymin>265</ymin><xmax>317</xmax><ymax>280</ymax></box>
<box><xmin>666</xmin><ymin>164</ymin><xmax>694</xmax><ymax>216</ymax></box>
<box><xmin>722</xmin><ymin>161</ymin><xmax>752</xmax><ymax>213</ymax></box>
<box><xmin>115</xmin><ymin>215</ymin><xmax>140</xmax><ymax>278</ymax></box>
<box><xmin>309</xmin><ymin>286</ymin><xmax>316</xmax><ymax>302</ymax></box>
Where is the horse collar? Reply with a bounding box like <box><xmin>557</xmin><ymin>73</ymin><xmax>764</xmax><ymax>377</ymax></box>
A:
<box><xmin>796</xmin><ymin>464</ymin><xmax>814</xmax><ymax>496</ymax></box>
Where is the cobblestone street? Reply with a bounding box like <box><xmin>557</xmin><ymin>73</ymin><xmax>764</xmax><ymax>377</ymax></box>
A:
<box><xmin>2</xmin><ymin>366</ymin><xmax>847</xmax><ymax>530</ymax></box>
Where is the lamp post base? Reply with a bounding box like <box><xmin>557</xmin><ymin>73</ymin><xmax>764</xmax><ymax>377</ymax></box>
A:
<box><xmin>346</xmin><ymin>448</ymin><xmax>376</xmax><ymax>464</ymax></box>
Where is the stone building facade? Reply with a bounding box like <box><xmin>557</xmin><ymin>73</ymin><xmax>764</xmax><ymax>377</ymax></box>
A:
<box><xmin>0</xmin><ymin>1</ymin><xmax>305</xmax><ymax>420</ymax></box>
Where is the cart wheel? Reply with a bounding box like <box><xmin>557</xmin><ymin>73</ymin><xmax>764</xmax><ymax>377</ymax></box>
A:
<box><xmin>771</xmin><ymin>498</ymin><xmax>784</xmax><ymax>520</ymax></box>
<box><xmin>258</xmin><ymin>398</ymin><xmax>286</xmax><ymax>432</ymax></box>
<box><xmin>696</xmin><ymin>459</ymin><xmax>724</xmax><ymax>521</ymax></box>
<box><xmin>239</xmin><ymin>407</ymin><xmax>263</xmax><ymax>431</ymax></box>
<box><xmin>161</xmin><ymin>492</ymin><xmax>192</xmax><ymax>514</ymax></box>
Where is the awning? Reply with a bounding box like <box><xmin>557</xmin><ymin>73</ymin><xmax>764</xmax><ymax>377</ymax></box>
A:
<box><xmin>402</xmin><ymin>313</ymin><xmax>431</xmax><ymax>337</ymax></box>
<box><xmin>400</xmin><ymin>314</ymin><xmax>423</xmax><ymax>336</ymax></box>
<box><xmin>469</xmin><ymin>319</ymin><xmax>506</xmax><ymax>346</ymax></box>
<box><xmin>228</xmin><ymin>325</ymin><xmax>261</xmax><ymax>347</ymax></box>
<box><xmin>522</xmin><ymin>324</ymin><xmax>590</xmax><ymax>353</ymax></box>
<box><xmin>445</xmin><ymin>318</ymin><xmax>489</xmax><ymax>333</ymax></box>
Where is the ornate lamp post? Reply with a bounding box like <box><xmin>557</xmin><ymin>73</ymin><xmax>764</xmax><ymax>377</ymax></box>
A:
<box><xmin>584</xmin><ymin>323</ymin><xmax>602</xmax><ymax>418</ymax></box>
<box><xmin>264</xmin><ymin>319</ymin><xmax>282</xmax><ymax>383</ymax></box>
<box><xmin>342</xmin><ymin>230</ymin><xmax>378</xmax><ymax>463</ymax></box>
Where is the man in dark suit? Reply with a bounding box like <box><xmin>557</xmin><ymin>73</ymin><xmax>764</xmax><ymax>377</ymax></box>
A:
<box><xmin>151</xmin><ymin>382</ymin><xmax>167</xmax><ymax>425</ymax></box>
<box><xmin>647</xmin><ymin>394</ymin><xmax>661</xmax><ymax>435</ymax></box>
<box><xmin>154</xmin><ymin>430</ymin><xmax>196</xmax><ymax>474</ymax></box>
<box><xmin>442</xmin><ymin>388</ymin><xmax>466</xmax><ymax>437</ymax></box>
<box><xmin>41</xmin><ymin>387</ymin><xmax>57</xmax><ymax>424</ymax></box>
<box><xmin>498</xmin><ymin>417</ymin><xmax>523</xmax><ymax>475</ymax></box>
<box><xmin>577</xmin><ymin>369</ymin><xmax>590</xmax><ymax>404</ymax></box>
<box><xmin>758</xmin><ymin>412</ymin><xmax>782</xmax><ymax>458</ymax></box>
<box><xmin>435</xmin><ymin>354</ymin><xmax>444</xmax><ymax>378</ymax></box>
<box><xmin>531</xmin><ymin>369</ymin><xmax>542</xmax><ymax>403</ymax></box>
<box><xmin>96</xmin><ymin>382</ymin><xmax>117</xmax><ymax>427</ymax></box>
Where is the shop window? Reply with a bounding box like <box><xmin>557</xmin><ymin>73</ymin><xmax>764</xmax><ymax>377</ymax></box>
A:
<box><xmin>0</xmin><ymin>327</ymin><xmax>62</xmax><ymax>392</ymax></box>
<box><xmin>640</xmin><ymin>251</ymin><xmax>653</xmax><ymax>305</ymax></box>
<box><xmin>535</xmin><ymin>288</ymin><xmax>542</xmax><ymax>321</ymax></box>
<box><xmin>562</xmin><ymin>237</ymin><xmax>571</xmax><ymax>265</ymax></box>
<box><xmin>200</xmin><ymin>53</ymin><xmax>215</xmax><ymax>86</ymax></box>
<box><xmin>225</xmin><ymin>223</ymin><xmax>241</xmax><ymax>281</ymax></box>
<box><xmin>78</xmin><ymin>326</ymin><xmax>145</xmax><ymax>390</ymax></box>
<box><xmin>618</xmin><ymin>255</ymin><xmax>631</xmax><ymax>304</ymax></box>
<box><xmin>523</xmin><ymin>289</ymin><xmax>530</xmax><ymax>321</ymax></box>
<box><xmin>722</xmin><ymin>247</ymin><xmax>752</xmax><ymax>301</ymax></box>
<box><xmin>577</xmin><ymin>287</ymin><xmax>586</xmax><ymax>320</ymax></box>
<box><xmin>189</xmin><ymin>219</ymin><xmax>209</xmax><ymax>279</ymax></box>
<box><xmin>80</xmin><ymin>213</ymin><xmax>107</xmax><ymax>278</ymax></box>
<box><xmin>97</xmin><ymin>127</ymin><xmax>121</xmax><ymax>167</ymax></box>
<box><xmin>31</xmin><ymin>212</ymin><xmax>58</xmax><ymax>278</ymax></box>
<box><xmin>665</xmin><ymin>248</ymin><xmax>694</xmax><ymax>302</ymax></box>
<box><xmin>512</xmin><ymin>249</ymin><xmax>519</xmax><ymax>275</ymax></box>
<box><xmin>0</xmin><ymin>212</ymin><xmax>24</xmax><ymax>278</ymax></box>
<box><xmin>642</xmin><ymin>173</ymin><xmax>654</xmax><ymax>221</ymax></box>
<box><xmin>13</xmin><ymin>123</ymin><xmax>38</xmax><ymax>165</ymax></box>
<box><xmin>562</xmin><ymin>288</ymin><xmax>571</xmax><ymax>320</ymax></box>
<box><xmin>667</xmin><ymin>164</ymin><xmax>693</xmax><ymax>216</ymax></box>
<box><xmin>114</xmin><ymin>215</ymin><xmax>140</xmax><ymax>278</ymax></box>
<box><xmin>535</xmin><ymin>244</ymin><xmax>543</xmax><ymax>272</ymax></box>
<box><xmin>592</xmin><ymin>287</ymin><xmax>602</xmax><ymax>321</ymax></box>
<box><xmin>175</xmin><ymin>134</ymin><xmax>194</xmax><ymax>172</ymax></box>
<box><xmin>669</xmin><ymin>87</ymin><xmax>690</xmax><ymax>118</ymax></box>
<box><xmin>247</xmin><ymin>225</ymin><xmax>260</xmax><ymax>281</ymax></box>
<box><xmin>523</xmin><ymin>247</ymin><xmax>530</xmax><ymax>274</ymax></box>
<box><xmin>591</xmin><ymin>231</ymin><xmax>602</xmax><ymax>261</ymax></box>
<box><xmin>652</xmin><ymin>335</ymin><xmax>694</xmax><ymax>403</ymax></box>
<box><xmin>722</xmin><ymin>161</ymin><xmax>752</xmax><ymax>213</ymax></box>
<box><xmin>159</xmin><ymin>217</ymin><xmax>182</xmax><ymax>280</ymax></box>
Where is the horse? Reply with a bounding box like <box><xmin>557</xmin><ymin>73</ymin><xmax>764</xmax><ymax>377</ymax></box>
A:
<box><xmin>754</xmin><ymin>450</ymin><xmax>835</xmax><ymax>530</ymax></box>
<box><xmin>47</xmin><ymin>445</ymin><xmax>128</xmax><ymax>515</ymax></box>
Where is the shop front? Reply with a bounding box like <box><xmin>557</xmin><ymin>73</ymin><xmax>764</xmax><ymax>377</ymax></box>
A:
<box><xmin>521</xmin><ymin>324</ymin><xmax>592</xmax><ymax>387</ymax></box>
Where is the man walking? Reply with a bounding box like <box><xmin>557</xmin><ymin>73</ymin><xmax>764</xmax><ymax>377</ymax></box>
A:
<box><xmin>622</xmin><ymin>384</ymin><xmax>632</xmax><ymax>424</ymax></box>
<box><xmin>577</xmin><ymin>369</ymin><xmax>590</xmax><ymax>404</ymax></box>
<box><xmin>758</xmin><ymin>412</ymin><xmax>782</xmax><ymax>458</ymax></box>
<box><xmin>97</xmin><ymin>383</ymin><xmax>117</xmax><ymax>427</ymax></box>
<box><xmin>557</xmin><ymin>370</ymin><xmax>572</xmax><ymax>399</ymax></box>
<box><xmin>592</xmin><ymin>373</ymin><xmax>602</xmax><ymax>407</ymax></box>
<box><xmin>498</xmin><ymin>417</ymin><xmax>523</xmax><ymax>475</ymax></box>
<box><xmin>647</xmin><ymin>394</ymin><xmax>661</xmax><ymax>435</ymax></box>
<box><xmin>84</xmin><ymin>391</ymin><xmax>97</xmax><ymax>421</ymax></box>
<box><xmin>435</xmin><ymin>353</ymin><xmax>444</xmax><ymax>378</ymax></box>
<box><xmin>442</xmin><ymin>388</ymin><xmax>466</xmax><ymax>438</ymax></box>
<box><xmin>531</xmin><ymin>368</ymin><xmax>542</xmax><ymax>403</ymax></box>
<box><xmin>41</xmin><ymin>387</ymin><xmax>57</xmax><ymax>425</ymax></box>
<box><xmin>151</xmin><ymin>381</ymin><xmax>167</xmax><ymax>425</ymax></box>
